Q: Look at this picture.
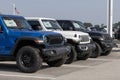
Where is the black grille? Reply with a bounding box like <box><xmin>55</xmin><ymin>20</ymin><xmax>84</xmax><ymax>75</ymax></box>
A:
<box><xmin>104</xmin><ymin>34</ymin><xmax>112</xmax><ymax>40</ymax></box>
<box><xmin>81</xmin><ymin>35</ymin><xmax>90</xmax><ymax>42</ymax></box>
<box><xmin>46</xmin><ymin>34</ymin><xmax>63</xmax><ymax>45</ymax></box>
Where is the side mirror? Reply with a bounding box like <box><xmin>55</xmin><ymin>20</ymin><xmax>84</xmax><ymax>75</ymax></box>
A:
<box><xmin>68</xmin><ymin>27</ymin><xmax>74</xmax><ymax>30</ymax></box>
<box><xmin>32</xmin><ymin>25</ymin><xmax>42</xmax><ymax>30</ymax></box>
<box><xmin>37</xmin><ymin>26</ymin><xmax>43</xmax><ymax>30</ymax></box>
<box><xmin>0</xmin><ymin>26</ymin><xmax>3</xmax><ymax>33</ymax></box>
<box><xmin>0</xmin><ymin>31</ymin><xmax>3</xmax><ymax>33</ymax></box>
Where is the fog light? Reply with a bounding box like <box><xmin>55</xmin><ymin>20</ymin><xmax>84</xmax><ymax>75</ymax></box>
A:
<box><xmin>80</xmin><ymin>46</ymin><xmax>88</xmax><ymax>51</ymax></box>
<box><xmin>49</xmin><ymin>50</ymin><xmax>56</xmax><ymax>56</ymax></box>
<box><xmin>50</xmin><ymin>51</ymin><xmax>54</xmax><ymax>55</ymax></box>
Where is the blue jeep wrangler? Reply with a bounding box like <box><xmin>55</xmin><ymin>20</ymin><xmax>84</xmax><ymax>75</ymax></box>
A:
<box><xmin>0</xmin><ymin>14</ymin><xmax>68</xmax><ymax>73</ymax></box>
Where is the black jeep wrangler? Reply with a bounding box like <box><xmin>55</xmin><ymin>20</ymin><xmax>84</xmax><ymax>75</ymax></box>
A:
<box><xmin>57</xmin><ymin>20</ymin><xmax>114</xmax><ymax>58</ymax></box>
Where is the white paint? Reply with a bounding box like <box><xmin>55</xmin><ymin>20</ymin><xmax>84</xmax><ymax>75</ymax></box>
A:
<box><xmin>25</xmin><ymin>17</ymin><xmax>91</xmax><ymax>44</ymax></box>
<box><xmin>0</xmin><ymin>73</ymin><xmax>56</xmax><ymax>80</ymax></box>
<box><xmin>63</xmin><ymin>64</ymin><xmax>92</xmax><ymax>68</ymax></box>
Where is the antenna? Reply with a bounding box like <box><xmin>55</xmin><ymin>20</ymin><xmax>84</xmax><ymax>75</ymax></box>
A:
<box><xmin>12</xmin><ymin>4</ymin><xmax>15</xmax><ymax>15</ymax></box>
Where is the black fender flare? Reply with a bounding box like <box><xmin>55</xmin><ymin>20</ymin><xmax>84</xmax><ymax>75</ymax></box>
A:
<box><xmin>10</xmin><ymin>36</ymin><xmax>43</xmax><ymax>55</ymax></box>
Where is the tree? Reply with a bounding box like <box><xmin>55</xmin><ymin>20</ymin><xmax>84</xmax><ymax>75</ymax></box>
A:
<box><xmin>113</xmin><ymin>22</ymin><xmax>120</xmax><ymax>29</ymax></box>
<box><xmin>113</xmin><ymin>23</ymin><xmax>118</xmax><ymax>29</ymax></box>
<box><xmin>94</xmin><ymin>25</ymin><xmax>100</xmax><ymax>28</ymax></box>
<box><xmin>83</xmin><ymin>22</ymin><xmax>93</xmax><ymax>28</ymax></box>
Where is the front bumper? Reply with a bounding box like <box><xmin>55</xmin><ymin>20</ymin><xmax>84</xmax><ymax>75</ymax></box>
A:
<box><xmin>42</xmin><ymin>46</ymin><xmax>70</xmax><ymax>61</ymax></box>
<box><xmin>76</xmin><ymin>44</ymin><xmax>92</xmax><ymax>56</ymax></box>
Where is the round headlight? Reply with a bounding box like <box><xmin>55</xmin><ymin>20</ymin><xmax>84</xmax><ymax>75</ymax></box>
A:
<box><xmin>74</xmin><ymin>34</ymin><xmax>77</xmax><ymax>37</ymax></box>
<box><xmin>79</xmin><ymin>36</ymin><xmax>83</xmax><ymax>42</ymax></box>
<box><xmin>44</xmin><ymin>36</ymin><xmax>48</xmax><ymax>43</ymax></box>
<box><xmin>99</xmin><ymin>37</ymin><xmax>104</xmax><ymax>40</ymax></box>
<box><xmin>63</xmin><ymin>36</ymin><xmax>67</xmax><ymax>42</ymax></box>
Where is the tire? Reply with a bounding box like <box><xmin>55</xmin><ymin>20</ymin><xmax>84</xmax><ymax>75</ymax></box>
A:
<box><xmin>101</xmin><ymin>48</ymin><xmax>112</xmax><ymax>56</ymax></box>
<box><xmin>77</xmin><ymin>53</ymin><xmax>90</xmax><ymax>60</ymax></box>
<box><xmin>65</xmin><ymin>45</ymin><xmax>77</xmax><ymax>64</ymax></box>
<box><xmin>90</xmin><ymin>42</ymin><xmax>102</xmax><ymax>58</ymax></box>
<box><xmin>16</xmin><ymin>46</ymin><xmax>42</xmax><ymax>73</ymax></box>
<box><xmin>47</xmin><ymin>57</ymin><xmax>66</xmax><ymax>67</ymax></box>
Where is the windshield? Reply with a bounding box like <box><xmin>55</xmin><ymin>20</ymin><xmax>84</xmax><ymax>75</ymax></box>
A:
<box><xmin>42</xmin><ymin>20</ymin><xmax>62</xmax><ymax>30</ymax></box>
<box><xmin>72</xmin><ymin>21</ymin><xmax>88</xmax><ymax>31</ymax></box>
<box><xmin>3</xmin><ymin>16</ymin><xmax>32</xmax><ymax>30</ymax></box>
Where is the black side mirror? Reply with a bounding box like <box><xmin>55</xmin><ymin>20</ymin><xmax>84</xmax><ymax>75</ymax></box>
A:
<box><xmin>32</xmin><ymin>25</ymin><xmax>42</xmax><ymax>30</ymax></box>
<box><xmin>0</xmin><ymin>26</ymin><xmax>3</xmax><ymax>33</ymax></box>
<box><xmin>68</xmin><ymin>27</ymin><xmax>74</xmax><ymax>30</ymax></box>
<box><xmin>0</xmin><ymin>31</ymin><xmax>3</xmax><ymax>33</ymax></box>
<box><xmin>37</xmin><ymin>26</ymin><xmax>43</xmax><ymax>30</ymax></box>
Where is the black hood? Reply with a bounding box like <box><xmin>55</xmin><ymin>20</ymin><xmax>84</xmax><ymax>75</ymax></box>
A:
<box><xmin>87</xmin><ymin>31</ymin><xmax>107</xmax><ymax>36</ymax></box>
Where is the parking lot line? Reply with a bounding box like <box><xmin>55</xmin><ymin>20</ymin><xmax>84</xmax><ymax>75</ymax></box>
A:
<box><xmin>0</xmin><ymin>73</ymin><xmax>56</xmax><ymax>80</ymax></box>
<box><xmin>63</xmin><ymin>64</ymin><xmax>92</xmax><ymax>68</ymax></box>
<box><xmin>89</xmin><ymin>58</ymin><xmax>120</xmax><ymax>61</ymax></box>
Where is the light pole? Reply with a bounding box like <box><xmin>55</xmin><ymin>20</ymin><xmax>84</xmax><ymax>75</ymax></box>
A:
<box><xmin>107</xmin><ymin>0</ymin><xmax>113</xmax><ymax>37</ymax></box>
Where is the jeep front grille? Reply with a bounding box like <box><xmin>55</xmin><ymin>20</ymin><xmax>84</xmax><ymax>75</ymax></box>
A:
<box><xmin>80</xmin><ymin>35</ymin><xmax>90</xmax><ymax>42</ymax></box>
<box><xmin>46</xmin><ymin>34</ymin><xmax>64</xmax><ymax>45</ymax></box>
<box><xmin>104</xmin><ymin>34</ymin><xmax>112</xmax><ymax>40</ymax></box>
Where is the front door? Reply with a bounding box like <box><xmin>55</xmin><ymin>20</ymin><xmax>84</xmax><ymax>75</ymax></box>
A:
<box><xmin>0</xmin><ymin>25</ymin><xmax>6</xmax><ymax>54</ymax></box>
<box><xmin>0</xmin><ymin>25</ymin><xmax>12</xmax><ymax>55</ymax></box>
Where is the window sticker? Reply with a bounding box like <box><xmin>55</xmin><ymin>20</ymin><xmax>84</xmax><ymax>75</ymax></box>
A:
<box><xmin>4</xmin><ymin>20</ymin><xmax>17</xmax><ymax>27</ymax></box>
<box><xmin>73</xmin><ymin>22</ymin><xmax>80</xmax><ymax>28</ymax></box>
<box><xmin>43</xmin><ymin>22</ymin><xmax>52</xmax><ymax>28</ymax></box>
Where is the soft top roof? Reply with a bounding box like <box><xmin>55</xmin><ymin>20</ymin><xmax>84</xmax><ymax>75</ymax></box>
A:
<box><xmin>25</xmin><ymin>17</ymin><xmax>56</xmax><ymax>21</ymax></box>
<box><xmin>0</xmin><ymin>14</ymin><xmax>23</xmax><ymax>18</ymax></box>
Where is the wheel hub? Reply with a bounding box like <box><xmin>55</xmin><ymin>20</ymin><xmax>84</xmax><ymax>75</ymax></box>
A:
<box><xmin>21</xmin><ymin>53</ymin><xmax>33</xmax><ymax>67</ymax></box>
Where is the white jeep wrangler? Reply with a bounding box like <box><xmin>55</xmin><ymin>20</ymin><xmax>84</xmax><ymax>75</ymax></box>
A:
<box><xmin>26</xmin><ymin>17</ymin><xmax>92</xmax><ymax>64</ymax></box>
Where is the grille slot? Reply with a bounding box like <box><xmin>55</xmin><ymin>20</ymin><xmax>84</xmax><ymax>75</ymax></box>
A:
<box><xmin>80</xmin><ymin>35</ymin><xmax>90</xmax><ymax>42</ymax></box>
<box><xmin>104</xmin><ymin>34</ymin><xmax>111</xmax><ymax>40</ymax></box>
<box><xmin>46</xmin><ymin>34</ymin><xmax>63</xmax><ymax>45</ymax></box>
<box><xmin>103</xmin><ymin>34</ymin><xmax>112</xmax><ymax>42</ymax></box>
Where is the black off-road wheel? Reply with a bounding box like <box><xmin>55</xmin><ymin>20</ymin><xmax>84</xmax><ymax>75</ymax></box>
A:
<box><xmin>77</xmin><ymin>53</ymin><xmax>90</xmax><ymax>60</ymax></box>
<box><xmin>16</xmin><ymin>46</ymin><xmax>42</xmax><ymax>73</ymax></box>
<box><xmin>90</xmin><ymin>42</ymin><xmax>102</xmax><ymax>58</ymax></box>
<box><xmin>47</xmin><ymin>57</ymin><xmax>66</xmax><ymax>67</ymax></box>
<box><xmin>65</xmin><ymin>45</ymin><xmax>77</xmax><ymax>64</ymax></box>
<box><xmin>101</xmin><ymin>48</ymin><xmax>112</xmax><ymax>56</ymax></box>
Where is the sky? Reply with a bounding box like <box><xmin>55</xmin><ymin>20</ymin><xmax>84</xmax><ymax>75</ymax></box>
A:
<box><xmin>0</xmin><ymin>0</ymin><xmax>120</xmax><ymax>25</ymax></box>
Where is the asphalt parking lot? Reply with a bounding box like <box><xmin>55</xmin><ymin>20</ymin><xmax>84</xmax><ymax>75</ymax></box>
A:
<box><xmin>0</xmin><ymin>44</ymin><xmax>120</xmax><ymax>80</ymax></box>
